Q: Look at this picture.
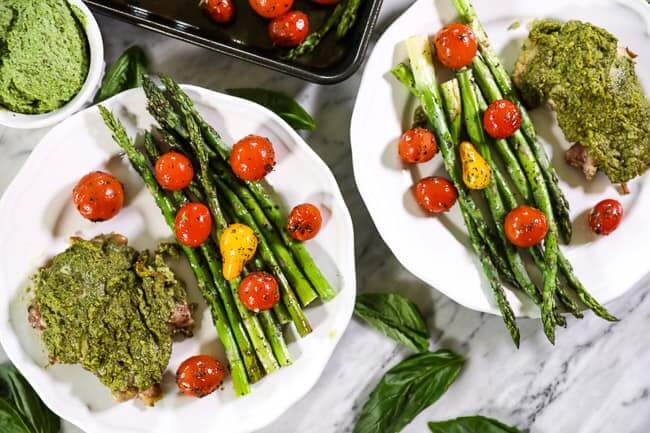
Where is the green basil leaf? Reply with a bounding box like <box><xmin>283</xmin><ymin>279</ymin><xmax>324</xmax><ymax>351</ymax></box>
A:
<box><xmin>428</xmin><ymin>416</ymin><xmax>522</xmax><ymax>433</ymax></box>
<box><xmin>94</xmin><ymin>46</ymin><xmax>149</xmax><ymax>103</ymax></box>
<box><xmin>0</xmin><ymin>364</ymin><xmax>60</xmax><ymax>433</ymax></box>
<box><xmin>226</xmin><ymin>88</ymin><xmax>316</xmax><ymax>131</ymax></box>
<box><xmin>354</xmin><ymin>293</ymin><xmax>430</xmax><ymax>352</ymax></box>
<box><xmin>353</xmin><ymin>350</ymin><xmax>464</xmax><ymax>433</ymax></box>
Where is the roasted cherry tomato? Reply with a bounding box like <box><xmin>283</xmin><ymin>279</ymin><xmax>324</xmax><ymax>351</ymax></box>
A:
<box><xmin>414</xmin><ymin>176</ymin><xmax>457</xmax><ymax>214</ymax></box>
<box><xmin>505</xmin><ymin>206</ymin><xmax>548</xmax><ymax>247</ymax></box>
<box><xmin>230</xmin><ymin>134</ymin><xmax>276</xmax><ymax>181</ymax></box>
<box><xmin>248</xmin><ymin>0</ymin><xmax>293</xmax><ymax>19</ymax></box>
<box><xmin>239</xmin><ymin>272</ymin><xmax>280</xmax><ymax>311</ymax></box>
<box><xmin>287</xmin><ymin>203</ymin><xmax>322</xmax><ymax>241</ymax></box>
<box><xmin>269</xmin><ymin>11</ymin><xmax>309</xmax><ymax>47</ymax></box>
<box><xmin>398</xmin><ymin>127</ymin><xmax>438</xmax><ymax>164</ymax></box>
<box><xmin>483</xmin><ymin>99</ymin><xmax>522</xmax><ymax>139</ymax></box>
<box><xmin>155</xmin><ymin>151</ymin><xmax>194</xmax><ymax>191</ymax></box>
<box><xmin>176</xmin><ymin>355</ymin><xmax>226</xmax><ymax>398</ymax></box>
<box><xmin>434</xmin><ymin>23</ymin><xmax>477</xmax><ymax>69</ymax></box>
<box><xmin>72</xmin><ymin>171</ymin><xmax>125</xmax><ymax>222</ymax></box>
<box><xmin>175</xmin><ymin>203</ymin><xmax>212</xmax><ymax>248</ymax></box>
<box><xmin>311</xmin><ymin>0</ymin><xmax>340</xmax><ymax>4</ymax></box>
<box><xmin>201</xmin><ymin>0</ymin><xmax>235</xmax><ymax>23</ymax></box>
<box><xmin>588</xmin><ymin>199</ymin><xmax>623</xmax><ymax>236</ymax></box>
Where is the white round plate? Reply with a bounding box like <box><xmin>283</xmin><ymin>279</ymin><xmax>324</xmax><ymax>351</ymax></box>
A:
<box><xmin>0</xmin><ymin>86</ymin><xmax>355</xmax><ymax>433</ymax></box>
<box><xmin>351</xmin><ymin>0</ymin><xmax>650</xmax><ymax>317</ymax></box>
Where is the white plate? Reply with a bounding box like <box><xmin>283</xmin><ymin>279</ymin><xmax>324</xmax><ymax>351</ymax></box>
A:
<box><xmin>0</xmin><ymin>86</ymin><xmax>355</xmax><ymax>433</ymax></box>
<box><xmin>351</xmin><ymin>0</ymin><xmax>650</xmax><ymax>317</ymax></box>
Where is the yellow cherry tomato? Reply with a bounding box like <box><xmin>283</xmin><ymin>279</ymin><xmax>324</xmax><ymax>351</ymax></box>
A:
<box><xmin>460</xmin><ymin>141</ymin><xmax>491</xmax><ymax>190</ymax></box>
<box><xmin>220</xmin><ymin>223</ymin><xmax>258</xmax><ymax>281</ymax></box>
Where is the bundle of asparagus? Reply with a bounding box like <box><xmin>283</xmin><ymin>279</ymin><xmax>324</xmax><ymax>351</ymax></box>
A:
<box><xmin>99</xmin><ymin>76</ymin><xmax>336</xmax><ymax>395</ymax></box>
<box><xmin>390</xmin><ymin>0</ymin><xmax>616</xmax><ymax>346</ymax></box>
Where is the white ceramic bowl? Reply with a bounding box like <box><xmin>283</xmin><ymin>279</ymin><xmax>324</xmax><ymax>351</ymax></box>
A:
<box><xmin>0</xmin><ymin>0</ymin><xmax>104</xmax><ymax>129</ymax></box>
<box><xmin>0</xmin><ymin>85</ymin><xmax>356</xmax><ymax>433</ymax></box>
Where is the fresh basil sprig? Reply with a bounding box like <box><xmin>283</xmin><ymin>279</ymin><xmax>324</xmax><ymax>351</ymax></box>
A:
<box><xmin>94</xmin><ymin>46</ymin><xmax>149</xmax><ymax>103</ymax></box>
<box><xmin>353</xmin><ymin>350</ymin><xmax>464</xmax><ymax>433</ymax></box>
<box><xmin>0</xmin><ymin>363</ymin><xmax>60</xmax><ymax>433</ymax></box>
<box><xmin>429</xmin><ymin>416</ymin><xmax>522</xmax><ymax>433</ymax></box>
<box><xmin>354</xmin><ymin>293</ymin><xmax>430</xmax><ymax>352</ymax></box>
<box><xmin>226</xmin><ymin>88</ymin><xmax>316</xmax><ymax>131</ymax></box>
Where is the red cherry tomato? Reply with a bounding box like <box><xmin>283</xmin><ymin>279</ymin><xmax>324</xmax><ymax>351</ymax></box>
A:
<box><xmin>269</xmin><ymin>11</ymin><xmax>309</xmax><ymax>47</ymax></box>
<box><xmin>588</xmin><ymin>199</ymin><xmax>623</xmax><ymax>236</ymax></box>
<box><xmin>230</xmin><ymin>134</ymin><xmax>276</xmax><ymax>181</ymax></box>
<box><xmin>239</xmin><ymin>272</ymin><xmax>280</xmax><ymax>311</ymax></box>
<box><xmin>248</xmin><ymin>0</ymin><xmax>293</xmax><ymax>19</ymax></box>
<box><xmin>504</xmin><ymin>206</ymin><xmax>548</xmax><ymax>247</ymax></box>
<box><xmin>287</xmin><ymin>203</ymin><xmax>322</xmax><ymax>241</ymax></box>
<box><xmin>483</xmin><ymin>99</ymin><xmax>522</xmax><ymax>139</ymax></box>
<box><xmin>312</xmin><ymin>0</ymin><xmax>340</xmax><ymax>4</ymax></box>
<box><xmin>175</xmin><ymin>203</ymin><xmax>212</xmax><ymax>248</ymax></box>
<box><xmin>398</xmin><ymin>127</ymin><xmax>438</xmax><ymax>164</ymax></box>
<box><xmin>155</xmin><ymin>151</ymin><xmax>194</xmax><ymax>191</ymax></box>
<box><xmin>414</xmin><ymin>177</ymin><xmax>457</xmax><ymax>214</ymax></box>
<box><xmin>176</xmin><ymin>355</ymin><xmax>226</xmax><ymax>398</ymax></box>
<box><xmin>434</xmin><ymin>23</ymin><xmax>478</xmax><ymax>69</ymax></box>
<box><xmin>201</xmin><ymin>0</ymin><xmax>235</xmax><ymax>23</ymax></box>
<box><xmin>72</xmin><ymin>171</ymin><xmax>125</xmax><ymax>222</ymax></box>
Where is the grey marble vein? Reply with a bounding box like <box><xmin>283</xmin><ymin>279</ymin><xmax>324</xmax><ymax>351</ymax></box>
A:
<box><xmin>1</xmin><ymin>1</ymin><xmax>649</xmax><ymax>432</ymax></box>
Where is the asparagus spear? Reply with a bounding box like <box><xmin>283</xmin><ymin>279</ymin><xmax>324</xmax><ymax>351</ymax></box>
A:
<box><xmin>470</xmin><ymin>55</ymin><xmax>617</xmax><ymax>323</ymax></box>
<box><xmin>98</xmin><ymin>106</ymin><xmax>250</xmax><ymax>396</ymax></box>
<box><xmin>404</xmin><ymin>35</ymin><xmax>520</xmax><ymax>346</ymax></box>
<box><xmin>452</xmin><ymin>0</ymin><xmax>571</xmax><ymax>242</ymax></box>
<box><xmin>143</xmin><ymin>133</ymin><xmax>282</xmax><ymax>376</ymax></box>
<box><xmin>158</xmin><ymin>76</ymin><xmax>337</xmax><ymax>302</ymax></box>
<box><xmin>337</xmin><ymin>0</ymin><xmax>363</xmax><ymax>39</ymax></box>
<box><xmin>395</xmin><ymin>64</ymin><xmax>519</xmax><ymax>290</ymax></box>
<box><xmin>285</xmin><ymin>0</ymin><xmax>347</xmax><ymax>60</ymax></box>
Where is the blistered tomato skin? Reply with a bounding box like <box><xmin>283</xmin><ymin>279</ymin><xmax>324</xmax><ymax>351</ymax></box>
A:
<box><xmin>175</xmin><ymin>203</ymin><xmax>213</xmax><ymax>248</ymax></box>
<box><xmin>155</xmin><ymin>151</ymin><xmax>194</xmax><ymax>191</ymax></box>
<box><xmin>201</xmin><ymin>0</ymin><xmax>235</xmax><ymax>23</ymax></box>
<box><xmin>504</xmin><ymin>206</ymin><xmax>548</xmax><ymax>248</ymax></box>
<box><xmin>239</xmin><ymin>272</ymin><xmax>281</xmax><ymax>312</ymax></box>
<box><xmin>398</xmin><ymin>128</ymin><xmax>438</xmax><ymax>164</ymax></box>
<box><xmin>249</xmin><ymin>0</ymin><xmax>293</xmax><ymax>19</ymax></box>
<box><xmin>230</xmin><ymin>135</ymin><xmax>276</xmax><ymax>181</ymax></box>
<box><xmin>483</xmin><ymin>99</ymin><xmax>522</xmax><ymax>139</ymax></box>
<box><xmin>588</xmin><ymin>199</ymin><xmax>623</xmax><ymax>235</ymax></box>
<box><xmin>269</xmin><ymin>11</ymin><xmax>310</xmax><ymax>47</ymax></box>
<box><xmin>176</xmin><ymin>355</ymin><xmax>226</xmax><ymax>398</ymax></box>
<box><xmin>72</xmin><ymin>171</ymin><xmax>125</xmax><ymax>222</ymax></box>
<box><xmin>434</xmin><ymin>23</ymin><xmax>478</xmax><ymax>69</ymax></box>
<box><xmin>414</xmin><ymin>177</ymin><xmax>458</xmax><ymax>214</ymax></box>
<box><xmin>287</xmin><ymin>203</ymin><xmax>322</xmax><ymax>241</ymax></box>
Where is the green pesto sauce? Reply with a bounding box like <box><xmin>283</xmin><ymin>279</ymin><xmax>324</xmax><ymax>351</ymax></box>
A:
<box><xmin>0</xmin><ymin>0</ymin><xmax>90</xmax><ymax>114</ymax></box>
<box><xmin>32</xmin><ymin>235</ymin><xmax>188</xmax><ymax>398</ymax></box>
<box><xmin>514</xmin><ymin>19</ymin><xmax>650</xmax><ymax>183</ymax></box>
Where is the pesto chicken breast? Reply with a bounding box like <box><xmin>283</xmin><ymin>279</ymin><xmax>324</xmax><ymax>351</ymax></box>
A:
<box><xmin>513</xmin><ymin>19</ymin><xmax>650</xmax><ymax>185</ymax></box>
<box><xmin>29</xmin><ymin>234</ymin><xmax>193</xmax><ymax>406</ymax></box>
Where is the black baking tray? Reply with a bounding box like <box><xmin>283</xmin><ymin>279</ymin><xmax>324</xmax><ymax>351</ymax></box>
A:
<box><xmin>83</xmin><ymin>0</ymin><xmax>383</xmax><ymax>84</ymax></box>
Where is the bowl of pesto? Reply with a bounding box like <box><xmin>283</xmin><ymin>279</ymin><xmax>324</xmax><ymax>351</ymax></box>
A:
<box><xmin>0</xmin><ymin>0</ymin><xmax>104</xmax><ymax>129</ymax></box>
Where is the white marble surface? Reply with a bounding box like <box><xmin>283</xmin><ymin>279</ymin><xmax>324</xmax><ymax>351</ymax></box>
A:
<box><xmin>1</xmin><ymin>2</ymin><xmax>649</xmax><ymax>432</ymax></box>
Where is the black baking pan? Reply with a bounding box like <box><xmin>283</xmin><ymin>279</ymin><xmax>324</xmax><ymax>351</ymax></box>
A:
<box><xmin>83</xmin><ymin>0</ymin><xmax>383</xmax><ymax>84</ymax></box>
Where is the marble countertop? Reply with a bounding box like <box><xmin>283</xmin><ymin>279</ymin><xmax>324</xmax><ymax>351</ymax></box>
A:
<box><xmin>1</xmin><ymin>2</ymin><xmax>649</xmax><ymax>432</ymax></box>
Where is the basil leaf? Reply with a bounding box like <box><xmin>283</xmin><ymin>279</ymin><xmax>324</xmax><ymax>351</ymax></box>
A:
<box><xmin>353</xmin><ymin>350</ymin><xmax>464</xmax><ymax>433</ymax></box>
<box><xmin>428</xmin><ymin>416</ymin><xmax>522</xmax><ymax>433</ymax></box>
<box><xmin>226</xmin><ymin>88</ymin><xmax>316</xmax><ymax>131</ymax></box>
<box><xmin>94</xmin><ymin>46</ymin><xmax>149</xmax><ymax>103</ymax></box>
<box><xmin>354</xmin><ymin>293</ymin><xmax>430</xmax><ymax>352</ymax></box>
<box><xmin>0</xmin><ymin>364</ymin><xmax>60</xmax><ymax>433</ymax></box>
